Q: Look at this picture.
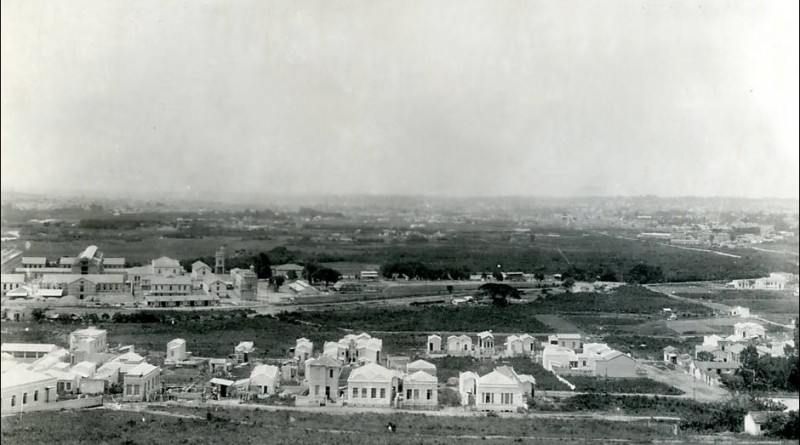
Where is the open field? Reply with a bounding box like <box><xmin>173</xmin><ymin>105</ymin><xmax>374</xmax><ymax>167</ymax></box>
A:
<box><xmin>529</xmin><ymin>285</ymin><xmax>711</xmax><ymax>315</ymax></box>
<box><xmin>674</xmin><ymin>289</ymin><xmax>799</xmax><ymax>319</ymax></box>
<box><xmin>5</xmin><ymin>221</ymin><xmax>797</xmax><ymax>282</ymax></box>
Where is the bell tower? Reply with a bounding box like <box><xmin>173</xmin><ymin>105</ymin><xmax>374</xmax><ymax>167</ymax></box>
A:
<box><xmin>215</xmin><ymin>246</ymin><xmax>226</xmax><ymax>274</ymax></box>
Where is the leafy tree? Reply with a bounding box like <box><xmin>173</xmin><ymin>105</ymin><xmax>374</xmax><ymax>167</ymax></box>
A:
<box><xmin>446</xmin><ymin>285</ymin><xmax>454</xmax><ymax>294</ymax></box>
<box><xmin>696</xmin><ymin>351</ymin><xmax>715</xmax><ymax>361</ymax></box>
<box><xmin>302</xmin><ymin>263</ymin><xmax>320</xmax><ymax>281</ymax></box>
<box><xmin>625</xmin><ymin>263</ymin><xmax>664</xmax><ymax>284</ymax></box>
<box><xmin>253</xmin><ymin>253</ymin><xmax>272</xmax><ymax>279</ymax></box>
<box><xmin>477</xmin><ymin>283</ymin><xmax>521</xmax><ymax>307</ymax></box>
<box><xmin>286</xmin><ymin>270</ymin><xmax>298</xmax><ymax>281</ymax></box>
<box><xmin>31</xmin><ymin>308</ymin><xmax>48</xmax><ymax>322</ymax></box>
<box><xmin>562</xmin><ymin>278</ymin><xmax>576</xmax><ymax>290</ymax></box>
<box><xmin>270</xmin><ymin>275</ymin><xmax>286</xmax><ymax>291</ymax></box>
<box><xmin>492</xmin><ymin>270</ymin><xmax>504</xmax><ymax>281</ymax></box>
<box><xmin>764</xmin><ymin>411</ymin><xmax>800</xmax><ymax>439</ymax></box>
<box><xmin>534</xmin><ymin>272</ymin><xmax>545</xmax><ymax>281</ymax></box>
<box><xmin>311</xmin><ymin>267</ymin><xmax>342</xmax><ymax>287</ymax></box>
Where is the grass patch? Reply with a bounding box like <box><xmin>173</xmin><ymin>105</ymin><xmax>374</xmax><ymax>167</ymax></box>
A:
<box><xmin>568</xmin><ymin>377</ymin><xmax>683</xmax><ymax>395</ymax></box>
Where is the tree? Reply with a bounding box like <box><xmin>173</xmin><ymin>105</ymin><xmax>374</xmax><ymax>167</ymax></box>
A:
<box><xmin>625</xmin><ymin>264</ymin><xmax>664</xmax><ymax>284</ymax></box>
<box><xmin>270</xmin><ymin>275</ymin><xmax>286</xmax><ymax>291</ymax></box>
<box><xmin>534</xmin><ymin>272</ymin><xmax>545</xmax><ymax>281</ymax></box>
<box><xmin>302</xmin><ymin>263</ymin><xmax>321</xmax><ymax>282</ymax></box>
<box><xmin>446</xmin><ymin>285</ymin><xmax>454</xmax><ymax>294</ymax></box>
<box><xmin>31</xmin><ymin>308</ymin><xmax>48</xmax><ymax>322</ymax></box>
<box><xmin>253</xmin><ymin>253</ymin><xmax>272</xmax><ymax>279</ymax></box>
<box><xmin>286</xmin><ymin>270</ymin><xmax>298</xmax><ymax>281</ymax></box>
<box><xmin>477</xmin><ymin>283</ymin><xmax>521</xmax><ymax>307</ymax></box>
<box><xmin>311</xmin><ymin>267</ymin><xmax>342</xmax><ymax>287</ymax></box>
<box><xmin>562</xmin><ymin>278</ymin><xmax>576</xmax><ymax>291</ymax></box>
<box><xmin>492</xmin><ymin>270</ymin><xmax>504</xmax><ymax>281</ymax></box>
<box><xmin>697</xmin><ymin>351</ymin><xmax>715</xmax><ymax>361</ymax></box>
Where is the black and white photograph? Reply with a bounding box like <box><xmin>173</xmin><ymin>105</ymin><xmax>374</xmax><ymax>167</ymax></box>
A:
<box><xmin>1</xmin><ymin>1</ymin><xmax>798</xmax><ymax>443</ymax></box>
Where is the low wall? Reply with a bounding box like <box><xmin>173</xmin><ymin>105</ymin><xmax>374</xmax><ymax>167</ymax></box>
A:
<box><xmin>1</xmin><ymin>395</ymin><xmax>103</xmax><ymax>416</ymax></box>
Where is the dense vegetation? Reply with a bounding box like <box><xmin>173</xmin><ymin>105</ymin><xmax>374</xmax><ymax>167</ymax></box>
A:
<box><xmin>568</xmin><ymin>377</ymin><xmax>683</xmax><ymax>395</ymax></box>
<box><xmin>277</xmin><ymin>305</ymin><xmax>552</xmax><ymax>333</ymax></box>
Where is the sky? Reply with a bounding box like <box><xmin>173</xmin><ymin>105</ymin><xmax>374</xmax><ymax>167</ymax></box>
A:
<box><xmin>2</xmin><ymin>0</ymin><xmax>798</xmax><ymax>200</ymax></box>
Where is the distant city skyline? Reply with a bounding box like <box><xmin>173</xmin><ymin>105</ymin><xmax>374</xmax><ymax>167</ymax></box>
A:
<box><xmin>2</xmin><ymin>0</ymin><xmax>798</xmax><ymax>200</ymax></box>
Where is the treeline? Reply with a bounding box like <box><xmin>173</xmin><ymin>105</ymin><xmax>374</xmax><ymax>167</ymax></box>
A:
<box><xmin>379</xmin><ymin>261</ymin><xmax>471</xmax><ymax>280</ymax></box>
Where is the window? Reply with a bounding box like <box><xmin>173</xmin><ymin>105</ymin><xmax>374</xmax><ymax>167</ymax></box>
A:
<box><xmin>352</xmin><ymin>388</ymin><xmax>358</xmax><ymax>398</ymax></box>
<box><xmin>22</xmin><ymin>393</ymin><xmax>27</xmax><ymax>404</ymax></box>
<box><xmin>380</xmin><ymin>388</ymin><xmax>386</xmax><ymax>399</ymax></box>
<box><xmin>371</xmin><ymin>388</ymin><xmax>377</xmax><ymax>399</ymax></box>
<box><xmin>407</xmin><ymin>389</ymin><xmax>412</xmax><ymax>399</ymax></box>
<box><xmin>134</xmin><ymin>385</ymin><xmax>140</xmax><ymax>396</ymax></box>
<box><xmin>502</xmin><ymin>393</ymin><xmax>513</xmax><ymax>404</ymax></box>
<box><xmin>413</xmin><ymin>389</ymin><xmax>419</xmax><ymax>400</ymax></box>
<box><xmin>34</xmin><ymin>391</ymin><xmax>38</xmax><ymax>402</ymax></box>
<box><xmin>329</xmin><ymin>369</ymin><xmax>334</xmax><ymax>378</ymax></box>
<box><xmin>484</xmin><ymin>392</ymin><xmax>492</xmax><ymax>404</ymax></box>
<box><xmin>426</xmin><ymin>389</ymin><xmax>432</xmax><ymax>400</ymax></box>
<box><xmin>11</xmin><ymin>396</ymin><xmax>15</xmax><ymax>407</ymax></box>
<box><xmin>361</xmin><ymin>388</ymin><xmax>367</xmax><ymax>398</ymax></box>
<box><xmin>314</xmin><ymin>386</ymin><xmax>320</xmax><ymax>396</ymax></box>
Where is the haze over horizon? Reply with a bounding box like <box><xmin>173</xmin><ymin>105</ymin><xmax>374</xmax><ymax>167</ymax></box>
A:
<box><xmin>2</xmin><ymin>0</ymin><xmax>798</xmax><ymax>200</ymax></box>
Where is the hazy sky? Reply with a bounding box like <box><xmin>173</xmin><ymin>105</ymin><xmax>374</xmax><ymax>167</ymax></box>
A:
<box><xmin>2</xmin><ymin>0</ymin><xmax>798</xmax><ymax>199</ymax></box>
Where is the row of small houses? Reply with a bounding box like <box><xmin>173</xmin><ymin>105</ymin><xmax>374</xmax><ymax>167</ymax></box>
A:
<box><xmin>203</xmin><ymin>335</ymin><xmax>536</xmax><ymax>412</ymax></box>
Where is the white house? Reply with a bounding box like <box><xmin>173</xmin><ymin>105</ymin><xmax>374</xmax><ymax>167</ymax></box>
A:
<box><xmin>730</xmin><ymin>306</ymin><xmax>751</xmax><ymax>318</ymax></box>
<box><xmin>346</xmin><ymin>363</ymin><xmax>400</xmax><ymax>407</ymax></box>
<box><xmin>547</xmin><ymin>334</ymin><xmax>583</xmax><ymax>351</ymax></box>
<box><xmin>475</xmin><ymin>367</ymin><xmax>526</xmax><ymax>412</ymax></box>
<box><xmin>542</xmin><ymin>345</ymin><xmax>578</xmax><ymax>372</ymax></box>
<box><xmin>506</xmin><ymin>335</ymin><xmax>535</xmax><ymax>357</ymax></box>
<box><xmin>594</xmin><ymin>350</ymin><xmax>638</xmax><ymax>378</ymax></box>
<box><xmin>304</xmin><ymin>355</ymin><xmax>342</xmax><ymax>403</ymax></box>
<box><xmin>446</xmin><ymin>335</ymin><xmax>473</xmax><ymax>356</ymax></box>
<box><xmin>734</xmin><ymin>322</ymin><xmax>766</xmax><ymax>340</ymax></box>
<box><xmin>427</xmin><ymin>334</ymin><xmax>442</xmax><ymax>354</ymax></box>
<box><xmin>151</xmin><ymin>257</ymin><xmax>183</xmax><ymax>276</ymax></box>
<box><xmin>249</xmin><ymin>364</ymin><xmax>280</xmax><ymax>396</ymax></box>
<box><xmin>477</xmin><ymin>331</ymin><xmax>495</xmax><ymax>355</ymax></box>
<box><xmin>663</xmin><ymin>346</ymin><xmax>678</xmax><ymax>364</ymax></box>
<box><xmin>458</xmin><ymin>371</ymin><xmax>480</xmax><ymax>406</ymax></box>
<box><xmin>744</xmin><ymin>411</ymin><xmax>783</xmax><ymax>436</ymax></box>
<box><xmin>294</xmin><ymin>338</ymin><xmax>314</xmax><ymax>364</ymax></box>
<box><xmin>401</xmin><ymin>370</ymin><xmax>438</xmax><ymax>409</ymax></box>
<box><xmin>69</xmin><ymin>328</ymin><xmax>107</xmax><ymax>354</ymax></box>
<box><xmin>234</xmin><ymin>342</ymin><xmax>255</xmax><ymax>363</ymax></box>
<box><xmin>166</xmin><ymin>339</ymin><xmax>187</xmax><ymax>363</ymax></box>
<box><xmin>122</xmin><ymin>363</ymin><xmax>160</xmax><ymax>402</ymax></box>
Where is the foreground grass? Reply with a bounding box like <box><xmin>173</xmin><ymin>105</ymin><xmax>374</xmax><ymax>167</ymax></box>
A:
<box><xmin>0</xmin><ymin>408</ymin><xmax>686</xmax><ymax>445</ymax></box>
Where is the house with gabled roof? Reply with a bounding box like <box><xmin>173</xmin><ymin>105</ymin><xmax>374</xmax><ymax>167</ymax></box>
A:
<box><xmin>446</xmin><ymin>335</ymin><xmax>473</xmax><ymax>356</ymax></box>
<box><xmin>249</xmin><ymin>364</ymin><xmax>280</xmax><ymax>397</ymax></box>
<box><xmin>401</xmin><ymin>370</ymin><xmax>438</xmax><ymax>409</ymax></box>
<box><xmin>346</xmin><ymin>363</ymin><xmax>400</xmax><ymax>407</ymax></box>
<box><xmin>475</xmin><ymin>367</ymin><xmax>527</xmax><ymax>412</ymax></box>
<box><xmin>426</xmin><ymin>334</ymin><xmax>442</xmax><ymax>354</ymax></box>
<box><xmin>304</xmin><ymin>354</ymin><xmax>342</xmax><ymax>403</ymax></box>
<box><xmin>151</xmin><ymin>257</ymin><xmax>182</xmax><ymax>276</ymax></box>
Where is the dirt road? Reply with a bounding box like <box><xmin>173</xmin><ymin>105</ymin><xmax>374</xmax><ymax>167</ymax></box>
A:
<box><xmin>638</xmin><ymin>363</ymin><xmax>728</xmax><ymax>403</ymax></box>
